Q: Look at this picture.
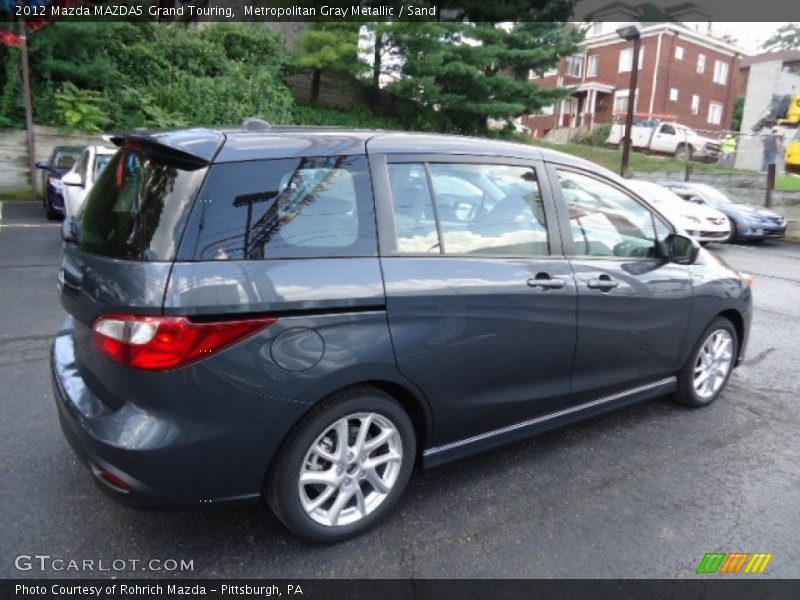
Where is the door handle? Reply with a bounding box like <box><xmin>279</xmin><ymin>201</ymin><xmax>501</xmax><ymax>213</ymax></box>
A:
<box><xmin>527</xmin><ymin>274</ymin><xmax>566</xmax><ymax>290</ymax></box>
<box><xmin>586</xmin><ymin>275</ymin><xmax>619</xmax><ymax>291</ymax></box>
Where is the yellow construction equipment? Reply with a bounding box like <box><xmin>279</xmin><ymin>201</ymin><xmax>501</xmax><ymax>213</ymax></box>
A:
<box><xmin>786</xmin><ymin>128</ymin><xmax>800</xmax><ymax>175</ymax></box>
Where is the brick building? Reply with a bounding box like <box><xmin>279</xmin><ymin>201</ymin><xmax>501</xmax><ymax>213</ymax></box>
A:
<box><xmin>522</xmin><ymin>23</ymin><xmax>745</xmax><ymax>138</ymax></box>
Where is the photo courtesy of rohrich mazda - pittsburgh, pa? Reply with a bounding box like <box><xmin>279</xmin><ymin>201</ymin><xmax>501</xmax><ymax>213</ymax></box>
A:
<box><xmin>52</xmin><ymin>123</ymin><xmax>752</xmax><ymax>542</ymax></box>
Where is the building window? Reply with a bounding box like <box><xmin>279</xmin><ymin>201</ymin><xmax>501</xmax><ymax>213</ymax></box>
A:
<box><xmin>539</xmin><ymin>104</ymin><xmax>555</xmax><ymax>116</ymax></box>
<box><xmin>713</xmin><ymin>60</ymin><xmax>729</xmax><ymax>85</ymax></box>
<box><xmin>614</xmin><ymin>89</ymin><xmax>638</xmax><ymax>113</ymax></box>
<box><xmin>566</xmin><ymin>55</ymin><xmax>583</xmax><ymax>77</ymax></box>
<box><xmin>691</xmin><ymin>94</ymin><xmax>700</xmax><ymax>115</ymax></box>
<box><xmin>675</xmin><ymin>46</ymin><xmax>684</xmax><ymax>60</ymax></box>
<box><xmin>530</xmin><ymin>67</ymin><xmax>558</xmax><ymax>79</ymax></box>
<box><xmin>587</xmin><ymin>55</ymin><xmax>599</xmax><ymax>77</ymax></box>
<box><xmin>669</xmin><ymin>88</ymin><xmax>679</xmax><ymax>102</ymax></box>
<box><xmin>708</xmin><ymin>102</ymin><xmax>723</xmax><ymax>125</ymax></box>
<box><xmin>618</xmin><ymin>47</ymin><xmax>644</xmax><ymax>72</ymax></box>
<box><xmin>590</xmin><ymin>22</ymin><xmax>604</xmax><ymax>37</ymax></box>
<box><xmin>697</xmin><ymin>54</ymin><xmax>706</xmax><ymax>74</ymax></box>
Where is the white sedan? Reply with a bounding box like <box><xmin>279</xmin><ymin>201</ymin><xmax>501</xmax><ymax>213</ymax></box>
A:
<box><xmin>626</xmin><ymin>179</ymin><xmax>731</xmax><ymax>244</ymax></box>
<box><xmin>60</xmin><ymin>145</ymin><xmax>116</xmax><ymax>238</ymax></box>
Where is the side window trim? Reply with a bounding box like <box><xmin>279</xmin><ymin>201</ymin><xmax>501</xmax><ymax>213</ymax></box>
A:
<box><xmin>545</xmin><ymin>162</ymin><xmax>669</xmax><ymax>260</ymax></box>
<box><xmin>374</xmin><ymin>153</ymin><xmax>563</xmax><ymax>258</ymax></box>
<box><xmin>422</xmin><ymin>162</ymin><xmax>446</xmax><ymax>254</ymax></box>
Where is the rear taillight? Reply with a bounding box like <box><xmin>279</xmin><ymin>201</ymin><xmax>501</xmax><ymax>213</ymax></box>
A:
<box><xmin>92</xmin><ymin>314</ymin><xmax>276</xmax><ymax>371</ymax></box>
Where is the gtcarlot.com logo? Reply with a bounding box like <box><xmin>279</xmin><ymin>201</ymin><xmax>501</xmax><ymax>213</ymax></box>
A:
<box><xmin>696</xmin><ymin>552</ymin><xmax>773</xmax><ymax>574</ymax></box>
<box><xmin>14</xmin><ymin>554</ymin><xmax>194</xmax><ymax>572</ymax></box>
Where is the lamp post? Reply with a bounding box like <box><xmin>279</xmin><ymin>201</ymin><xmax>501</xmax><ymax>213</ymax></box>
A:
<box><xmin>616</xmin><ymin>24</ymin><xmax>641</xmax><ymax>178</ymax></box>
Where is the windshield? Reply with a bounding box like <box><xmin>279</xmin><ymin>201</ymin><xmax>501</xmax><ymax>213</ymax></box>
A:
<box><xmin>79</xmin><ymin>148</ymin><xmax>208</xmax><ymax>260</ymax></box>
<box><xmin>628</xmin><ymin>181</ymin><xmax>684</xmax><ymax>205</ymax></box>
<box><xmin>54</xmin><ymin>148</ymin><xmax>83</xmax><ymax>170</ymax></box>
<box><xmin>691</xmin><ymin>183</ymin><xmax>732</xmax><ymax>204</ymax></box>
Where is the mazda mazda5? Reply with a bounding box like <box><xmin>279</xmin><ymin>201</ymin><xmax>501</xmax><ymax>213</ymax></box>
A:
<box><xmin>52</xmin><ymin>125</ymin><xmax>751</xmax><ymax>541</ymax></box>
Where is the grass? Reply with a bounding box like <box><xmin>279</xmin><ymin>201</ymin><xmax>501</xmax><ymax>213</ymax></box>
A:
<box><xmin>524</xmin><ymin>138</ymin><xmax>749</xmax><ymax>175</ymax></box>
<box><xmin>0</xmin><ymin>187</ymin><xmax>36</xmax><ymax>201</ymax></box>
<box><xmin>777</xmin><ymin>173</ymin><xmax>800</xmax><ymax>192</ymax></box>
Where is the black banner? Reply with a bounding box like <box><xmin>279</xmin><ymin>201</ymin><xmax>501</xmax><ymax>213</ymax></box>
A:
<box><xmin>3</xmin><ymin>580</ymin><xmax>800</xmax><ymax>600</ymax></box>
<box><xmin>2</xmin><ymin>0</ymin><xmax>800</xmax><ymax>23</ymax></box>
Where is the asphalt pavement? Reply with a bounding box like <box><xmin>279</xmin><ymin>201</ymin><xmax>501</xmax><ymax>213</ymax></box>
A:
<box><xmin>1</xmin><ymin>200</ymin><xmax>798</xmax><ymax>578</ymax></box>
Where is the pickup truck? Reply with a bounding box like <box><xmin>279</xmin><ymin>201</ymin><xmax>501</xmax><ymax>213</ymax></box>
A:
<box><xmin>607</xmin><ymin>121</ymin><xmax>721</xmax><ymax>162</ymax></box>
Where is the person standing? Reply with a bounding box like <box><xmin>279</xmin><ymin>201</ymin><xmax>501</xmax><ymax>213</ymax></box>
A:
<box><xmin>762</xmin><ymin>128</ymin><xmax>784</xmax><ymax>173</ymax></box>
<box><xmin>720</xmin><ymin>133</ymin><xmax>737</xmax><ymax>168</ymax></box>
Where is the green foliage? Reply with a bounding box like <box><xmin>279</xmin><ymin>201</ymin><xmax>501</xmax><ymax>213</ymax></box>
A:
<box><xmin>294</xmin><ymin>23</ymin><xmax>365</xmax><ymax>76</ymax></box>
<box><xmin>292</xmin><ymin>105</ymin><xmax>403</xmax><ymax>130</ymax></box>
<box><xmin>575</xmin><ymin>123</ymin><xmax>612</xmax><ymax>147</ymax></box>
<box><xmin>731</xmin><ymin>97</ymin><xmax>745</xmax><ymax>133</ymax></box>
<box><xmin>54</xmin><ymin>82</ymin><xmax>109</xmax><ymax>132</ymax></box>
<box><xmin>0</xmin><ymin>22</ymin><xmax>294</xmax><ymax>131</ymax></box>
<box><xmin>762</xmin><ymin>23</ymin><xmax>800</xmax><ymax>51</ymax></box>
<box><xmin>386</xmin><ymin>21</ymin><xmax>582</xmax><ymax>134</ymax></box>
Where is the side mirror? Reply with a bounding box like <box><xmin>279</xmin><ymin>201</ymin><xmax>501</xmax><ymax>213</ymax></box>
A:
<box><xmin>688</xmin><ymin>195</ymin><xmax>705</xmax><ymax>204</ymax></box>
<box><xmin>666</xmin><ymin>233</ymin><xmax>699</xmax><ymax>265</ymax></box>
<box><xmin>35</xmin><ymin>161</ymin><xmax>49</xmax><ymax>169</ymax></box>
<box><xmin>61</xmin><ymin>171</ymin><xmax>83</xmax><ymax>187</ymax></box>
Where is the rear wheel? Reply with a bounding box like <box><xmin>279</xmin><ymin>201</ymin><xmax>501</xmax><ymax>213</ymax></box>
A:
<box><xmin>674</xmin><ymin>317</ymin><xmax>737</xmax><ymax>408</ymax></box>
<box><xmin>267</xmin><ymin>387</ymin><xmax>415</xmax><ymax>542</ymax></box>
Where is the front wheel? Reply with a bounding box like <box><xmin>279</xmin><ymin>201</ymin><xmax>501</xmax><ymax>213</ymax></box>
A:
<box><xmin>267</xmin><ymin>387</ymin><xmax>415</xmax><ymax>542</ymax></box>
<box><xmin>674</xmin><ymin>317</ymin><xmax>738</xmax><ymax>408</ymax></box>
<box><xmin>675</xmin><ymin>144</ymin><xmax>694</xmax><ymax>161</ymax></box>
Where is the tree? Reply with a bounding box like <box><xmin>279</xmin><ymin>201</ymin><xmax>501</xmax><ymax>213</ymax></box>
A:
<box><xmin>731</xmin><ymin>97</ymin><xmax>745</xmax><ymax>132</ymax></box>
<box><xmin>386</xmin><ymin>21</ymin><xmax>582</xmax><ymax>134</ymax></box>
<box><xmin>762</xmin><ymin>23</ymin><xmax>800</xmax><ymax>51</ymax></box>
<box><xmin>294</xmin><ymin>23</ymin><xmax>365</xmax><ymax>105</ymax></box>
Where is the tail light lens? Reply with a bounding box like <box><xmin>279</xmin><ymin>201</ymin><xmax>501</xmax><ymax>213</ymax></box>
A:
<box><xmin>92</xmin><ymin>314</ymin><xmax>277</xmax><ymax>371</ymax></box>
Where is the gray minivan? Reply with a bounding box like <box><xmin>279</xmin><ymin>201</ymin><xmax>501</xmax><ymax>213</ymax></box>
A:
<box><xmin>52</xmin><ymin>126</ymin><xmax>751</xmax><ymax>541</ymax></box>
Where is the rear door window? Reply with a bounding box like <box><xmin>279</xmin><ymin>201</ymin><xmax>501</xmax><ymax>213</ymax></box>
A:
<box><xmin>387</xmin><ymin>162</ymin><xmax>548</xmax><ymax>256</ymax></box>
<box><xmin>78</xmin><ymin>148</ymin><xmax>208</xmax><ymax>261</ymax></box>
<box><xmin>179</xmin><ymin>155</ymin><xmax>376</xmax><ymax>260</ymax></box>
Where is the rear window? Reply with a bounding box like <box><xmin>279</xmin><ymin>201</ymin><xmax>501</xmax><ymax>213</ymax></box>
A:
<box><xmin>178</xmin><ymin>155</ymin><xmax>376</xmax><ymax>260</ymax></box>
<box><xmin>78</xmin><ymin>149</ymin><xmax>208</xmax><ymax>261</ymax></box>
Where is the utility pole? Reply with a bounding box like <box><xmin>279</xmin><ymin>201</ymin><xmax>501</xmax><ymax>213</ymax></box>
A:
<box><xmin>18</xmin><ymin>16</ymin><xmax>37</xmax><ymax>202</ymax></box>
<box><xmin>616</xmin><ymin>25</ymin><xmax>642</xmax><ymax>178</ymax></box>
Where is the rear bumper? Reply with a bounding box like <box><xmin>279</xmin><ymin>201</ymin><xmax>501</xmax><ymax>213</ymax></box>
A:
<box><xmin>50</xmin><ymin>318</ymin><xmax>269</xmax><ymax>508</ymax></box>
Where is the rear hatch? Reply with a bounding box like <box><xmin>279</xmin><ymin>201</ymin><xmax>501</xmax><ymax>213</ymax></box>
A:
<box><xmin>59</xmin><ymin>137</ymin><xmax>212</xmax><ymax>409</ymax></box>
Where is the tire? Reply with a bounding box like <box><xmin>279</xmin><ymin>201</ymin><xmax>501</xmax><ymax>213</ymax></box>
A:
<box><xmin>675</xmin><ymin>144</ymin><xmax>693</xmax><ymax>161</ymax></box>
<box><xmin>266</xmin><ymin>386</ymin><xmax>416</xmax><ymax>542</ymax></box>
<box><xmin>726</xmin><ymin>217</ymin><xmax>738</xmax><ymax>243</ymax></box>
<box><xmin>674</xmin><ymin>317</ymin><xmax>738</xmax><ymax>408</ymax></box>
<box><xmin>45</xmin><ymin>195</ymin><xmax>58</xmax><ymax>221</ymax></box>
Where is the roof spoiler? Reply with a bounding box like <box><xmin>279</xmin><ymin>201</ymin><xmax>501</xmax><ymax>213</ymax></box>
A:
<box><xmin>108</xmin><ymin>129</ymin><xmax>225</xmax><ymax>167</ymax></box>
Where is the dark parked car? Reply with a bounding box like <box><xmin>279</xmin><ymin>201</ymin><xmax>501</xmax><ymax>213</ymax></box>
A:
<box><xmin>660</xmin><ymin>181</ymin><xmax>787</xmax><ymax>242</ymax></box>
<box><xmin>52</xmin><ymin>126</ymin><xmax>752</xmax><ymax>542</ymax></box>
<box><xmin>36</xmin><ymin>145</ymin><xmax>85</xmax><ymax>220</ymax></box>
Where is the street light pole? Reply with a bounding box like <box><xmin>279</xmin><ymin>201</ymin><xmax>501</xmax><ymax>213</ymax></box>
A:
<box><xmin>617</xmin><ymin>25</ymin><xmax>641</xmax><ymax>178</ymax></box>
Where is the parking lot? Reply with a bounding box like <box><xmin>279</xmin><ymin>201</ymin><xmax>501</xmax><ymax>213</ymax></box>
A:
<box><xmin>1</xmin><ymin>199</ymin><xmax>798</xmax><ymax>579</ymax></box>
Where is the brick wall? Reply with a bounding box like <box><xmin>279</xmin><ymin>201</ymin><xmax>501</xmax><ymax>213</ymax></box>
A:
<box><xmin>285</xmin><ymin>71</ymin><xmax>364</xmax><ymax>110</ymax></box>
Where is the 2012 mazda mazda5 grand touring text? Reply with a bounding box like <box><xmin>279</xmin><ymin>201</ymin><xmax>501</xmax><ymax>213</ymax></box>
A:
<box><xmin>51</xmin><ymin>124</ymin><xmax>752</xmax><ymax>542</ymax></box>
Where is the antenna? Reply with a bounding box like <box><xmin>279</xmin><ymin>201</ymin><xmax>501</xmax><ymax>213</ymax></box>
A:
<box><xmin>242</xmin><ymin>118</ymin><xmax>272</xmax><ymax>132</ymax></box>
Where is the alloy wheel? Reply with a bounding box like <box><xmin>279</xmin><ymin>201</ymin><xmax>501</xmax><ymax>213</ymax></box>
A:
<box><xmin>298</xmin><ymin>412</ymin><xmax>403</xmax><ymax>527</ymax></box>
<box><xmin>693</xmin><ymin>329</ymin><xmax>734</xmax><ymax>399</ymax></box>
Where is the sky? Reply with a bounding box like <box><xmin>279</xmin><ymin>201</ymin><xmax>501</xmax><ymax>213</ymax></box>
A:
<box><xmin>708</xmin><ymin>22</ymin><xmax>793</xmax><ymax>54</ymax></box>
